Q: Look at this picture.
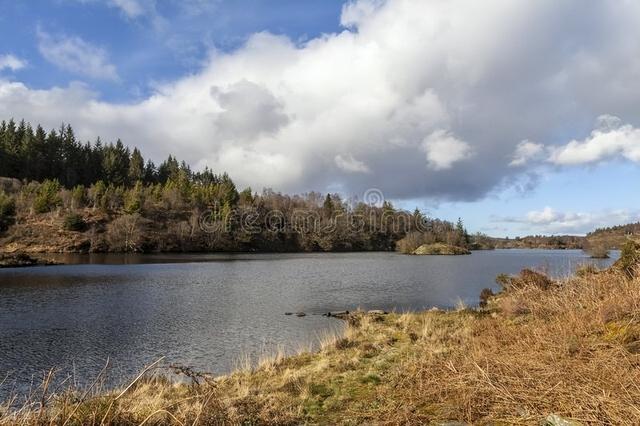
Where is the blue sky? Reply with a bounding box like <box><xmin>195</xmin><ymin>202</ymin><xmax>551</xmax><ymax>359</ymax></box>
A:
<box><xmin>0</xmin><ymin>0</ymin><xmax>345</xmax><ymax>101</ymax></box>
<box><xmin>1</xmin><ymin>0</ymin><xmax>640</xmax><ymax>236</ymax></box>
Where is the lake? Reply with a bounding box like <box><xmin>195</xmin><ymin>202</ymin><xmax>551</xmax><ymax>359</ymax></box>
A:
<box><xmin>0</xmin><ymin>250</ymin><xmax>616</xmax><ymax>401</ymax></box>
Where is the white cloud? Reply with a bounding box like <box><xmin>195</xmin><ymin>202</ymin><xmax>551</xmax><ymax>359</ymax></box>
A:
<box><xmin>4</xmin><ymin>0</ymin><xmax>640</xmax><ymax>200</ymax></box>
<box><xmin>37</xmin><ymin>29</ymin><xmax>118</xmax><ymax>81</ymax></box>
<box><xmin>335</xmin><ymin>154</ymin><xmax>370</xmax><ymax>173</ymax></box>
<box><xmin>422</xmin><ymin>130</ymin><xmax>472</xmax><ymax>170</ymax></box>
<box><xmin>548</xmin><ymin>115</ymin><xmax>640</xmax><ymax>166</ymax></box>
<box><xmin>526</xmin><ymin>207</ymin><xmax>563</xmax><ymax>224</ymax></box>
<box><xmin>0</xmin><ymin>54</ymin><xmax>26</xmax><ymax>72</ymax></box>
<box><xmin>498</xmin><ymin>207</ymin><xmax>640</xmax><ymax>235</ymax></box>
<box><xmin>340</xmin><ymin>0</ymin><xmax>384</xmax><ymax>28</ymax></box>
<box><xmin>510</xmin><ymin>140</ymin><xmax>544</xmax><ymax>167</ymax></box>
<box><xmin>109</xmin><ymin>0</ymin><xmax>146</xmax><ymax>17</ymax></box>
<box><xmin>74</xmin><ymin>0</ymin><xmax>215</xmax><ymax>23</ymax></box>
<box><xmin>73</xmin><ymin>0</ymin><xmax>150</xmax><ymax>18</ymax></box>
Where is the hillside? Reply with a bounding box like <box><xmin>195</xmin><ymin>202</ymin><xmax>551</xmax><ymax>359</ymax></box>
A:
<box><xmin>0</xmin><ymin>177</ymin><xmax>472</xmax><ymax>255</ymax></box>
<box><xmin>490</xmin><ymin>235</ymin><xmax>585</xmax><ymax>249</ymax></box>
<box><xmin>586</xmin><ymin>222</ymin><xmax>640</xmax><ymax>250</ymax></box>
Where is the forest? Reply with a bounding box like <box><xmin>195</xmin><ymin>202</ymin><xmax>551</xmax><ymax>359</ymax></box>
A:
<box><xmin>0</xmin><ymin>119</ymin><xmax>479</xmax><ymax>253</ymax></box>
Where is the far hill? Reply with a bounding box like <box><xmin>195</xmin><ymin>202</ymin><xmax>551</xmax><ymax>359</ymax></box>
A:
<box><xmin>489</xmin><ymin>235</ymin><xmax>585</xmax><ymax>250</ymax></box>
<box><xmin>585</xmin><ymin>222</ymin><xmax>640</xmax><ymax>250</ymax></box>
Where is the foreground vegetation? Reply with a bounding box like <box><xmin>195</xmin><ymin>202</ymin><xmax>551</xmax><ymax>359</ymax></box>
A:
<box><xmin>3</xmin><ymin>244</ymin><xmax>639</xmax><ymax>425</ymax></box>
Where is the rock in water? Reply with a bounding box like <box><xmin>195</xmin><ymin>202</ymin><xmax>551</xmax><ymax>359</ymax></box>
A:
<box><xmin>295</xmin><ymin>312</ymin><xmax>306</xmax><ymax>317</ymax></box>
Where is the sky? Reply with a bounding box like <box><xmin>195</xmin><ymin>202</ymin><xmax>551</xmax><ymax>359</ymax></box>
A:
<box><xmin>1</xmin><ymin>0</ymin><xmax>640</xmax><ymax>237</ymax></box>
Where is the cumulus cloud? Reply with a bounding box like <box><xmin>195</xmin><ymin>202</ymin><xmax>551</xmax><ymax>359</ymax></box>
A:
<box><xmin>0</xmin><ymin>54</ymin><xmax>26</xmax><ymax>72</ymax></box>
<box><xmin>210</xmin><ymin>80</ymin><xmax>289</xmax><ymax>141</ymax></box>
<box><xmin>510</xmin><ymin>140</ymin><xmax>545</xmax><ymax>167</ymax></box>
<box><xmin>335</xmin><ymin>154</ymin><xmax>371</xmax><ymax>173</ymax></box>
<box><xmin>495</xmin><ymin>207</ymin><xmax>640</xmax><ymax>235</ymax></box>
<box><xmin>37</xmin><ymin>29</ymin><xmax>118</xmax><ymax>80</ymax></box>
<box><xmin>548</xmin><ymin>115</ymin><xmax>640</xmax><ymax>165</ymax></box>
<box><xmin>422</xmin><ymin>130</ymin><xmax>473</xmax><ymax>170</ymax></box>
<box><xmin>4</xmin><ymin>0</ymin><xmax>640</xmax><ymax>200</ymax></box>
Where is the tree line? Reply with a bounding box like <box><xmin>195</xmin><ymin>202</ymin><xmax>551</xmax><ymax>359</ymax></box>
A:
<box><xmin>0</xmin><ymin>118</ymin><xmax>479</xmax><ymax>253</ymax></box>
<box><xmin>0</xmin><ymin>118</ymin><xmax>225</xmax><ymax>188</ymax></box>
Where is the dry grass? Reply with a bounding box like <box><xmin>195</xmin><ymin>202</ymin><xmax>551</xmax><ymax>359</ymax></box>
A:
<box><xmin>3</xmin><ymin>261</ymin><xmax>640</xmax><ymax>425</ymax></box>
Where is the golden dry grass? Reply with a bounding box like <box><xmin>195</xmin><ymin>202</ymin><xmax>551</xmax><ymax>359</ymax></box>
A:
<box><xmin>2</xmin><ymin>262</ymin><xmax>640</xmax><ymax>425</ymax></box>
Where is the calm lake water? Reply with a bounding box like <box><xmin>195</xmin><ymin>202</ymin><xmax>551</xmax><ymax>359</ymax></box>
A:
<box><xmin>0</xmin><ymin>250</ymin><xmax>616</xmax><ymax>400</ymax></box>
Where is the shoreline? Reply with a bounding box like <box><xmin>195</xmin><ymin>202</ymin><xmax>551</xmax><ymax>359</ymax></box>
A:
<box><xmin>2</xmin><ymin>255</ymin><xmax>639</xmax><ymax>424</ymax></box>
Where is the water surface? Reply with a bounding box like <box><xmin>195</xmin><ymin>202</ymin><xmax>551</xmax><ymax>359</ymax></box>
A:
<box><xmin>0</xmin><ymin>250</ymin><xmax>616</xmax><ymax>400</ymax></box>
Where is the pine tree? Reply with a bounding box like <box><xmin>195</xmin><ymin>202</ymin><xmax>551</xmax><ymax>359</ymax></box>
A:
<box><xmin>102</xmin><ymin>139</ymin><xmax>130</xmax><ymax>186</ymax></box>
<box><xmin>128</xmin><ymin>148</ymin><xmax>144</xmax><ymax>183</ymax></box>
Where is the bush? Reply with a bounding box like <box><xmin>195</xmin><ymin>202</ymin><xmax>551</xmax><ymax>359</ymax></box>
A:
<box><xmin>576</xmin><ymin>263</ymin><xmax>599</xmax><ymax>277</ymax></box>
<box><xmin>479</xmin><ymin>288</ymin><xmax>495</xmax><ymax>308</ymax></box>
<box><xmin>106</xmin><ymin>214</ymin><xmax>145</xmax><ymax>252</ymax></box>
<box><xmin>496</xmin><ymin>269</ymin><xmax>554</xmax><ymax>291</ymax></box>
<box><xmin>616</xmin><ymin>240</ymin><xmax>640</xmax><ymax>278</ymax></box>
<box><xmin>396</xmin><ymin>231</ymin><xmax>431</xmax><ymax>254</ymax></box>
<box><xmin>586</xmin><ymin>243</ymin><xmax>609</xmax><ymax>259</ymax></box>
<box><xmin>124</xmin><ymin>182</ymin><xmax>143</xmax><ymax>214</ymax></box>
<box><xmin>70</xmin><ymin>185</ymin><xmax>86</xmax><ymax>209</ymax></box>
<box><xmin>63</xmin><ymin>213</ymin><xmax>87</xmax><ymax>232</ymax></box>
<box><xmin>0</xmin><ymin>191</ymin><xmax>16</xmax><ymax>231</ymax></box>
<box><xmin>33</xmin><ymin>180</ymin><xmax>62</xmax><ymax>214</ymax></box>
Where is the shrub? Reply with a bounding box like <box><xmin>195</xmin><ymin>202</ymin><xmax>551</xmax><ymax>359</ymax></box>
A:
<box><xmin>479</xmin><ymin>288</ymin><xmax>495</xmax><ymax>308</ymax></box>
<box><xmin>0</xmin><ymin>191</ymin><xmax>16</xmax><ymax>231</ymax></box>
<box><xmin>63</xmin><ymin>213</ymin><xmax>87</xmax><ymax>232</ymax></box>
<box><xmin>106</xmin><ymin>214</ymin><xmax>145</xmax><ymax>252</ymax></box>
<box><xmin>70</xmin><ymin>185</ymin><xmax>86</xmax><ymax>209</ymax></box>
<box><xmin>396</xmin><ymin>231</ymin><xmax>429</xmax><ymax>254</ymax></box>
<box><xmin>616</xmin><ymin>240</ymin><xmax>640</xmax><ymax>278</ymax></box>
<box><xmin>124</xmin><ymin>182</ymin><xmax>143</xmax><ymax>214</ymax></box>
<box><xmin>586</xmin><ymin>243</ymin><xmax>609</xmax><ymax>259</ymax></box>
<box><xmin>496</xmin><ymin>269</ymin><xmax>554</xmax><ymax>291</ymax></box>
<box><xmin>33</xmin><ymin>180</ymin><xmax>62</xmax><ymax>214</ymax></box>
<box><xmin>576</xmin><ymin>263</ymin><xmax>599</xmax><ymax>277</ymax></box>
<box><xmin>88</xmin><ymin>181</ymin><xmax>107</xmax><ymax>209</ymax></box>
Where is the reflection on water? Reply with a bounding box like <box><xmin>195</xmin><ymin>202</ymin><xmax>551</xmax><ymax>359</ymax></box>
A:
<box><xmin>0</xmin><ymin>250</ymin><xmax>616</xmax><ymax>400</ymax></box>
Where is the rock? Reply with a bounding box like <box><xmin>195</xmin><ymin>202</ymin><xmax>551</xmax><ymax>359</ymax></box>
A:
<box><xmin>295</xmin><ymin>312</ymin><xmax>306</xmax><ymax>317</ymax></box>
<box><xmin>368</xmin><ymin>310</ymin><xmax>388</xmax><ymax>315</ymax></box>
<box><xmin>327</xmin><ymin>310</ymin><xmax>349</xmax><ymax>318</ymax></box>
<box><xmin>284</xmin><ymin>312</ymin><xmax>293</xmax><ymax>316</ymax></box>
<box><xmin>0</xmin><ymin>176</ymin><xmax>22</xmax><ymax>193</ymax></box>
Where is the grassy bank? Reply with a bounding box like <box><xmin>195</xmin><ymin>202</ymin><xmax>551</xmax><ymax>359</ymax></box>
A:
<box><xmin>3</xmin><ymin>259</ymin><xmax>640</xmax><ymax>425</ymax></box>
